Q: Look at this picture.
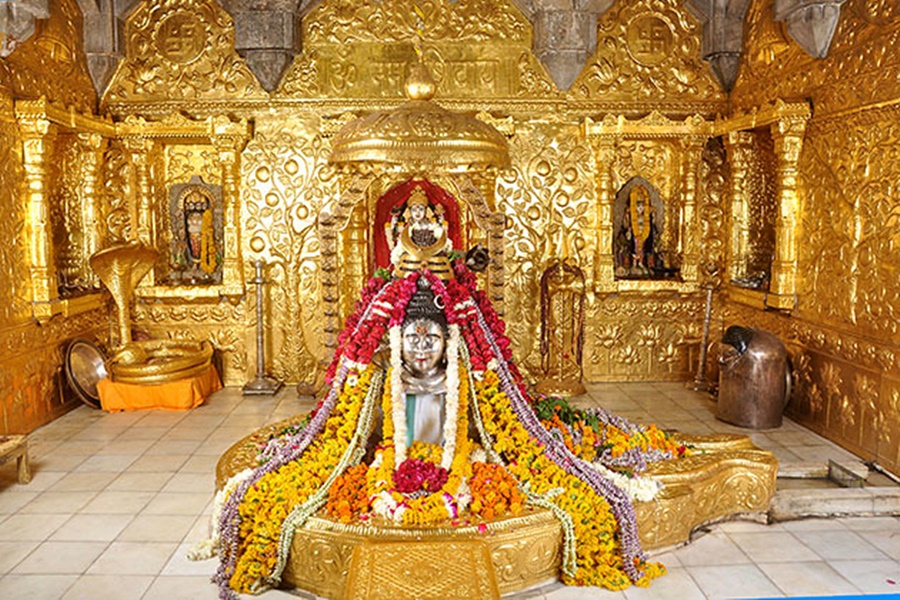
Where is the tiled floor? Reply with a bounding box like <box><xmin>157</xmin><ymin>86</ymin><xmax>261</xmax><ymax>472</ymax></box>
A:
<box><xmin>1</xmin><ymin>383</ymin><xmax>899</xmax><ymax>599</ymax></box>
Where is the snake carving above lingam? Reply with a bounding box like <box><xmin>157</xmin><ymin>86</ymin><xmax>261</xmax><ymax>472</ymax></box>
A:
<box><xmin>89</xmin><ymin>241</ymin><xmax>214</xmax><ymax>384</ymax></box>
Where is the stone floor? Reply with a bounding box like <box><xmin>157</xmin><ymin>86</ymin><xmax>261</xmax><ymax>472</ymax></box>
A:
<box><xmin>0</xmin><ymin>382</ymin><xmax>898</xmax><ymax>599</ymax></box>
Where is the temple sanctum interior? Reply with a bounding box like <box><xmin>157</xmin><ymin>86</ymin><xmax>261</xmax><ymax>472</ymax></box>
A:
<box><xmin>0</xmin><ymin>0</ymin><xmax>898</xmax><ymax>599</ymax></box>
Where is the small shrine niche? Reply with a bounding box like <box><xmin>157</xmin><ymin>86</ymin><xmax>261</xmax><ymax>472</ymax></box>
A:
<box><xmin>167</xmin><ymin>176</ymin><xmax>224</xmax><ymax>285</ymax></box>
<box><xmin>613</xmin><ymin>177</ymin><xmax>676</xmax><ymax>280</ymax></box>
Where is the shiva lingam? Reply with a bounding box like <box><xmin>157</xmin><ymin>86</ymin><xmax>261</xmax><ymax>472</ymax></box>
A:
<box><xmin>89</xmin><ymin>241</ymin><xmax>214</xmax><ymax>384</ymax></box>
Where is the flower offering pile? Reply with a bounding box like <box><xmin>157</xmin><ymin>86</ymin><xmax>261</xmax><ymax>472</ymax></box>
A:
<box><xmin>208</xmin><ymin>263</ymin><xmax>691</xmax><ymax>598</ymax></box>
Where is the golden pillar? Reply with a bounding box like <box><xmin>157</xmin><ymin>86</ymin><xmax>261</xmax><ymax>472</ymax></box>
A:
<box><xmin>77</xmin><ymin>132</ymin><xmax>108</xmax><ymax>288</ymax></box>
<box><xmin>724</xmin><ymin>131</ymin><xmax>754</xmax><ymax>283</ymax></box>
<box><xmin>17</xmin><ymin>113</ymin><xmax>58</xmax><ymax>321</ymax></box>
<box><xmin>679</xmin><ymin>137</ymin><xmax>706</xmax><ymax>284</ymax></box>
<box><xmin>591</xmin><ymin>137</ymin><xmax>616</xmax><ymax>287</ymax></box>
<box><xmin>123</xmin><ymin>137</ymin><xmax>154</xmax><ymax>247</ymax></box>
<box><xmin>767</xmin><ymin>116</ymin><xmax>807</xmax><ymax>310</ymax></box>
<box><xmin>211</xmin><ymin>130</ymin><xmax>247</xmax><ymax>297</ymax></box>
<box><xmin>339</xmin><ymin>202</ymin><xmax>369</xmax><ymax>320</ymax></box>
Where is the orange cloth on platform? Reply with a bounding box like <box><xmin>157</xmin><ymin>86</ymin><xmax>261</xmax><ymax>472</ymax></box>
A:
<box><xmin>97</xmin><ymin>364</ymin><xmax>222</xmax><ymax>412</ymax></box>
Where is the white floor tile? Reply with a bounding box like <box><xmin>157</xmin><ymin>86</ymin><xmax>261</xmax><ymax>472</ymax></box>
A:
<box><xmin>758</xmin><ymin>560</ymin><xmax>860</xmax><ymax>595</ymax></box>
<box><xmin>622</xmin><ymin>567</ymin><xmax>704</xmax><ymax>599</ymax></box>
<box><xmin>792</xmin><ymin>529</ymin><xmax>891</xmax><ymax>561</ymax></box>
<box><xmin>829</xmin><ymin>559</ymin><xmax>900</xmax><ymax>594</ymax></box>
<box><xmin>0</xmin><ymin>540</ymin><xmax>40</xmax><ymax>574</ymax></box>
<box><xmin>11</xmin><ymin>541</ymin><xmax>107</xmax><ymax>574</ymax></box>
<box><xmin>87</xmin><ymin>541</ymin><xmax>178</xmax><ymax>575</ymax></box>
<box><xmin>141</xmin><ymin>575</ymin><xmax>220</xmax><ymax>599</ymax></box>
<box><xmin>61</xmin><ymin>574</ymin><xmax>153</xmax><ymax>600</ymax></box>
<box><xmin>0</xmin><ymin>514</ymin><xmax>72</xmax><ymax>541</ymax></box>
<box><xmin>116</xmin><ymin>514</ymin><xmax>197</xmax><ymax>543</ymax></box>
<box><xmin>0</xmin><ymin>574</ymin><xmax>78</xmax><ymax>600</ymax></box>
<box><xmin>49</xmin><ymin>514</ymin><xmax>134</xmax><ymax>542</ymax></box>
<box><xmin>670</xmin><ymin>531</ymin><xmax>751</xmax><ymax>566</ymax></box>
<box><xmin>728</xmin><ymin>531</ymin><xmax>821</xmax><ymax>563</ymax></box>
<box><xmin>687</xmin><ymin>564</ymin><xmax>782</xmax><ymax>599</ymax></box>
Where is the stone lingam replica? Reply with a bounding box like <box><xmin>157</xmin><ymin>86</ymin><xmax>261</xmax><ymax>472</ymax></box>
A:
<box><xmin>90</xmin><ymin>241</ymin><xmax>214</xmax><ymax>385</ymax></box>
<box><xmin>207</xmin><ymin>215</ymin><xmax>777</xmax><ymax>599</ymax></box>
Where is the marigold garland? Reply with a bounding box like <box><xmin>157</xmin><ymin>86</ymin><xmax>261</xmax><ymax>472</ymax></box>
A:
<box><xmin>211</xmin><ymin>266</ymin><xmax>694</xmax><ymax>598</ymax></box>
<box><xmin>326</xmin><ymin>464</ymin><xmax>369</xmax><ymax>524</ymax></box>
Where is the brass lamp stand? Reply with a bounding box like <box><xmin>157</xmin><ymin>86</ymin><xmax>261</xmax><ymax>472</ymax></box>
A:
<box><xmin>243</xmin><ymin>259</ymin><xmax>283</xmax><ymax>395</ymax></box>
<box><xmin>688</xmin><ymin>263</ymin><xmax>721</xmax><ymax>392</ymax></box>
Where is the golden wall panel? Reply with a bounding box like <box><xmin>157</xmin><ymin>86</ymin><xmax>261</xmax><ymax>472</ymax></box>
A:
<box><xmin>585</xmin><ymin>293</ymin><xmax>704</xmax><ymax>381</ymax></box>
<box><xmin>570</xmin><ymin>0</ymin><xmax>726</xmax><ymax>115</ymax></box>
<box><xmin>102</xmin><ymin>139</ymin><xmax>137</xmax><ymax>244</ymax></box>
<box><xmin>696</xmin><ymin>137</ymin><xmax>728</xmax><ymax>272</ymax></box>
<box><xmin>0</xmin><ymin>309</ymin><xmax>107</xmax><ymax>434</ymax></box>
<box><xmin>796</xmin><ymin>106</ymin><xmax>900</xmax><ymax>341</ymax></box>
<box><xmin>238</xmin><ymin>117</ymin><xmax>336</xmax><ymax>385</ymax></box>
<box><xmin>726</xmin><ymin>0</ymin><xmax>899</xmax><ymax>473</ymax></box>
<box><xmin>0</xmin><ymin>0</ymin><xmax>96</xmax><ymax>113</ymax></box>
<box><xmin>104</xmin><ymin>0</ymin><xmax>266</xmax><ymax>105</ymax></box>
<box><xmin>495</xmin><ymin>121</ymin><xmax>597</xmax><ymax>376</ymax></box>
<box><xmin>0</xmin><ymin>97</ymin><xmax>31</xmax><ymax>328</ymax></box>
<box><xmin>131</xmin><ymin>300</ymin><xmax>250</xmax><ymax>386</ymax></box>
<box><xmin>733</xmin><ymin>0</ymin><xmax>900</xmax><ymax>115</ymax></box>
<box><xmin>280</xmin><ymin>0</ymin><xmax>549</xmax><ymax>100</ymax></box>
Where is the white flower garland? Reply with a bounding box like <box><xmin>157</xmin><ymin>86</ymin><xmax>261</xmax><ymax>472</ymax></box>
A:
<box><xmin>589</xmin><ymin>462</ymin><xmax>661</xmax><ymax>502</ymax></box>
<box><xmin>389</xmin><ymin>326</ymin><xmax>407</xmax><ymax>464</ymax></box>
<box><xmin>187</xmin><ymin>467</ymin><xmax>255</xmax><ymax>561</ymax></box>
<box><xmin>440</xmin><ymin>325</ymin><xmax>460</xmax><ymax>470</ymax></box>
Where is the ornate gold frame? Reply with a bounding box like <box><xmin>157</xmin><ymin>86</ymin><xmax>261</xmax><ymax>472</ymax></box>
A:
<box><xmin>115</xmin><ymin>114</ymin><xmax>252</xmax><ymax>301</ymax></box>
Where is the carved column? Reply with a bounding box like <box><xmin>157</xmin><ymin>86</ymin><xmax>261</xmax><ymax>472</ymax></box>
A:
<box><xmin>319</xmin><ymin>174</ymin><xmax>371</xmax><ymax>351</ymax></box>
<box><xmin>488</xmin><ymin>211</ymin><xmax>505</xmax><ymax>315</ymax></box>
<box><xmin>77</xmin><ymin>132</ymin><xmax>108</xmax><ymax>288</ymax></box>
<box><xmin>18</xmin><ymin>114</ymin><xmax>58</xmax><ymax>320</ymax></box>
<box><xmin>212</xmin><ymin>132</ymin><xmax>247</xmax><ymax>296</ymax></box>
<box><xmin>122</xmin><ymin>137</ymin><xmax>153</xmax><ymax>246</ymax></box>
<box><xmin>591</xmin><ymin>136</ymin><xmax>616</xmax><ymax>287</ymax></box>
<box><xmin>340</xmin><ymin>204</ymin><xmax>369</xmax><ymax>319</ymax></box>
<box><xmin>724</xmin><ymin>131</ymin><xmax>754</xmax><ymax>283</ymax></box>
<box><xmin>680</xmin><ymin>137</ymin><xmax>706</xmax><ymax>283</ymax></box>
<box><xmin>318</xmin><ymin>211</ymin><xmax>340</xmax><ymax>351</ymax></box>
<box><xmin>768</xmin><ymin>116</ymin><xmax>807</xmax><ymax>310</ymax></box>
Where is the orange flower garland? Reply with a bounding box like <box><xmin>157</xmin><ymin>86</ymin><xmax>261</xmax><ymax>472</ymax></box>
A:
<box><xmin>326</xmin><ymin>464</ymin><xmax>370</xmax><ymax>524</ymax></box>
<box><xmin>469</xmin><ymin>462</ymin><xmax>524</xmax><ymax>520</ymax></box>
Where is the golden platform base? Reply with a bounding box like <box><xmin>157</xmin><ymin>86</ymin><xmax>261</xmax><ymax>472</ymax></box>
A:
<box><xmin>534</xmin><ymin>378</ymin><xmax>587</xmax><ymax>397</ymax></box>
<box><xmin>217</xmin><ymin>422</ymin><xmax>777</xmax><ymax>599</ymax></box>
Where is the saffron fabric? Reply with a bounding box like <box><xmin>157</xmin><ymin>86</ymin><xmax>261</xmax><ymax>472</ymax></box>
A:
<box><xmin>97</xmin><ymin>364</ymin><xmax>221</xmax><ymax>412</ymax></box>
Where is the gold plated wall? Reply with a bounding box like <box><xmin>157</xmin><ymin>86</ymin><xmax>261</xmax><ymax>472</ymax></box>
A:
<box><xmin>0</xmin><ymin>0</ymin><xmax>106</xmax><ymax>434</ymax></box>
<box><xmin>728</xmin><ymin>0</ymin><xmax>900</xmax><ymax>472</ymax></box>
<box><xmin>5</xmin><ymin>0</ymin><xmax>895</xmax><ymax>452</ymax></box>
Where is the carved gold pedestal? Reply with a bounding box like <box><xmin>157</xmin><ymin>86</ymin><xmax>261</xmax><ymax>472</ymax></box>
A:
<box><xmin>217</xmin><ymin>423</ymin><xmax>777</xmax><ymax>599</ymax></box>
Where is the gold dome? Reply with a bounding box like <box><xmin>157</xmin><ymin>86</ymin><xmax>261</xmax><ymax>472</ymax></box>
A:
<box><xmin>329</xmin><ymin>63</ymin><xmax>510</xmax><ymax>172</ymax></box>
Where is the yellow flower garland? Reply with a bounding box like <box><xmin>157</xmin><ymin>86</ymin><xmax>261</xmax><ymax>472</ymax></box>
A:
<box><xmin>200</xmin><ymin>208</ymin><xmax>217</xmax><ymax>274</ymax></box>
<box><xmin>475</xmin><ymin>370</ymin><xmax>665</xmax><ymax>590</ymax></box>
<box><xmin>229</xmin><ymin>367</ymin><xmax>372</xmax><ymax>592</ymax></box>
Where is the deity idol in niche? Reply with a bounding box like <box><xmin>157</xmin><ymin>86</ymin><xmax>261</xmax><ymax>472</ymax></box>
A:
<box><xmin>207</xmin><ymin>234</ymin><xmax>691</xmax><ymax>598</ymax></box>
<box><xmin>615</xmin><ymin>185</ymin><xmax>660</xmax><ymax>277</ymax></box>
<box><xmin>174</xmin><ymin>186</ymin><xmax>220</xmax><ymax>283</ymax></box>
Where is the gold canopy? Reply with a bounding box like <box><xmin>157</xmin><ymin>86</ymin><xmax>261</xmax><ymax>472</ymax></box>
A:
<box><xmin>329</xmin><ymin>63</ymin><xmax>510</xmax><ymax>172</ymax></box>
